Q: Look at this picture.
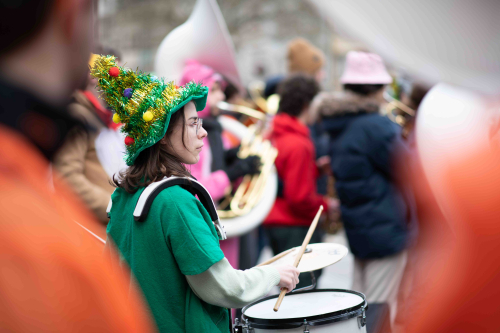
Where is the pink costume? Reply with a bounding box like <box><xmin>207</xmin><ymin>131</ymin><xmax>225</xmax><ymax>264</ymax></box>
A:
<box><xmin>181</xmin><ymin>60</ymin><xmax>239</xmax><ymax>268</ymax></box>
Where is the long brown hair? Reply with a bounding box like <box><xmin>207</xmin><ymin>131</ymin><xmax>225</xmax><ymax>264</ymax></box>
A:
<box><xmin>112</xmin><ymin>107</ymin><xmax>192</xmax><ymax>193</ymax></box>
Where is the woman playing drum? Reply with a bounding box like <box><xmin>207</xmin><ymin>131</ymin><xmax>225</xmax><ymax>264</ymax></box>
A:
<box><xmin>91</xmin><ymin>56</ymin><xmax>299</xmax><ymax>333</ymax></box>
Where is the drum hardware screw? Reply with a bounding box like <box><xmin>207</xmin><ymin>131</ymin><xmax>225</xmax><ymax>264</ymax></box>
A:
<box><xmin>245</xmin><ymin>319</ymin><xmax>254</xmax><ymax>333</ymax></box>
<box><xmin>358</xmin><ymin>310</ymin><xmax>366</xmax><ymax>328</ymax></box>
<box><xmin>303</xmin><ymin>319</ymin><xmax>310</xmax><ymax>333</ymax></box>
<box><xmin>233</xmin><ymin>318</ymin><xmax>242</xmax><ymax>333</ymax></box>
<box><xmin>304</xmin><ymin>247</ymin><xmax>312</xmax><ymax>254</ymax></box>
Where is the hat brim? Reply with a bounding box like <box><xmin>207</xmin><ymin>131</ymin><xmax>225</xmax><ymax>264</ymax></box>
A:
<box><xmin>340</xmin><ymin>75</ymin><xmax>393</xmax><ymax>85</ymax></box>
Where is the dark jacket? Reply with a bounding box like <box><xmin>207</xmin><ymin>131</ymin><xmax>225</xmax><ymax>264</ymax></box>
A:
<box><xmin>321</xmin><ymin>92</ymin><xmax>411</xmax><ymax>259</ymax></box>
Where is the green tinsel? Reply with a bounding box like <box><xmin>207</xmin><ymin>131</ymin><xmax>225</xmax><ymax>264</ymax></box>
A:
<box><xmin>90</xmin><ymin>55</ymin><xmax>208</xmax><ymax>166</ymax></box>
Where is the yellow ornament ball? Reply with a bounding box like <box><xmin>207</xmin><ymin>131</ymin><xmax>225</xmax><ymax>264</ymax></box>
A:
<box><xmin>143</xmin><ymin>111</ymin><xmax>154</xmax><ymax>122</ymax></box>
<box><xmin>112</xmin><ymin>113</ymin><xmax>121</xmax><ymax>124</ymax></box>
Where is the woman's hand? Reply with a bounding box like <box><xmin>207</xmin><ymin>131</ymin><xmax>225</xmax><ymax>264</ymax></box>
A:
<box><xmin>275</xmin><ymin>265</ymin><xmax>300</xmax><ymax>292</ymax></box>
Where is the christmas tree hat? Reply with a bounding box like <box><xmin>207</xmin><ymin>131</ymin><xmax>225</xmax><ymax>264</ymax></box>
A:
<box><xmin>90</xmin><ymin>55</ymin><xmax>208</xmax><ymax>166</ymax></box>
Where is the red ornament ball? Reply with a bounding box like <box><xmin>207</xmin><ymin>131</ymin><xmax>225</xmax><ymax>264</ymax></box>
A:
<box><xmin>109</xmin><ymin>67</ymin><xmax>120</xmax><ymax>77</ymax></box>
<box><xmin>124</xmin><ymin>136</ymin><xmax>135</xmax><ymax>146</ymax></box>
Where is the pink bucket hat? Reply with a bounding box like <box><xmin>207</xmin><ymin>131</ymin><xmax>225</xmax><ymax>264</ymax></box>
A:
<box><xmin>340</xmin><ymin>51</ymin><xmax>392</xmax><ymax>84</ymax></box>
<box><xmin>180</xmin><ymin>59</ymin><xmax>226</xmax><ymax>118</ymax></box>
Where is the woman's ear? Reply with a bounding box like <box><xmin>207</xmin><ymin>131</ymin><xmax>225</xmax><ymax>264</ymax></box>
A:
<box><xmin>160</xmin><ymin>136</ymin><xmax>171</xmax><ymax>150</ymax></box>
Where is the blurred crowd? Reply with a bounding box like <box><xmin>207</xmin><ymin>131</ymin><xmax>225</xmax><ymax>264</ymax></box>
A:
<box><xmin>0</xmin><ymin>1</ymin><xmax>499</xmax><ymax>333</ymax></box>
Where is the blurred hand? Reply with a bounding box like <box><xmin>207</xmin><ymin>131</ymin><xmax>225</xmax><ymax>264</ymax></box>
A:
<box><xmin>316</xmin><ymin>155</ymin><xmax>332</xmax><ymax>175</ymax></box>
<box><xmin>326</xmin><ymin>197</ymin><xmax>341</xmax><ymax>216</ymax></box>
<box><xmin>225</xmin><ymin>155</ymin><xmax>261</xmax><ymax>181</ymax></box>
<box><xmin>224</xmin><ymin>145</ymin><xmax>241</xmax><ymax>164</ymax></box>
<box><xmin>275</xmin><ymin>265</ymin><xmax>300</xmax><ymax>292</ymax></box>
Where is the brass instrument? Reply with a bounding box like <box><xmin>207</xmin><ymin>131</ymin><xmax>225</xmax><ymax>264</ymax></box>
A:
<box><xmin>383</xmin><ymin>91</ymin><xmax>416</xmax><ymax>138</ymax></box>
<box><xmin>383</xmin><ymin>91</ymin><xmax>416</xmax><ymax>126</ymax></box>
<box><xmin>216</xmin><ymin>100</ymin><xmax>278</xmax><ymax>219</ymax></box>
<box><xmin>217</xmin><ymin>101</ymin><xmax>265</xmax><ymax>120</ymax></box>
<box><xmin>248</xmin><ymin>81</ymin><xmax>270</xmax><ymax>112</ymax></box>
<box><xmin>248</xmin><ymin>81</ymin><xmax>280</xmax><ymax>115</ymax></box>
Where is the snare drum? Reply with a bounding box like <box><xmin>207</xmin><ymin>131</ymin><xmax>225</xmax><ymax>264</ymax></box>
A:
<box><xmin>237</xmin><ymin>289</ymin><xmax>367</xmax><ymax>332</ymax></box>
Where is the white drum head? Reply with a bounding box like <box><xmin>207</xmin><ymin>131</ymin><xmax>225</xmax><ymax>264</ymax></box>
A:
<box><xmin>244</xmin><ymin>290</ymin><xmax>364</xmax><ymax>320</ymax></box>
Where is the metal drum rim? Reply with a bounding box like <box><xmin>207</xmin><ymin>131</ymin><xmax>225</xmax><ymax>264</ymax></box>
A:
<box><xmin>241</xmin><ymin>289</ymin><xmax>367</xmax><ymax>329</ymax></box>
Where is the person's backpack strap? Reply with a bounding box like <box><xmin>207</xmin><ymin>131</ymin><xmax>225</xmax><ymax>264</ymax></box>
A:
<box><xmin>133</xmin><ymin>176</ymin><xmax>227</xmax><ymax>240</ymax></box>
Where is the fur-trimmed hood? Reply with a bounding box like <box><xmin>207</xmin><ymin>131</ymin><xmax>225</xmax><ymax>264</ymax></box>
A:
<box><xmin>314</xmin><ymin>91</ymin><xmax>380</xmax><ymax>118</ymax></box>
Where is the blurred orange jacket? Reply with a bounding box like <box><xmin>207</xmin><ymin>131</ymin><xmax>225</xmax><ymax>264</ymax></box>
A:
<box><xmin>0</xmin><ymin>125</ymin><xmax>156</xmax><ymax>332</ymax></box>
<box><xmin>403</xmin><ymin>148</ymin><xmax>500</xmax><ymax>333</ymax></box>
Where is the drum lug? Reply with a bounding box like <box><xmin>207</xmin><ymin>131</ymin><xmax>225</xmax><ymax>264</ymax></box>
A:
<box><xmin>303</xmin><ymin>319</ymin><xmax>310</xmax><ymax>333</ymax></box>
<box><xmin>233</xmin><ymin>318</ymin><xmax>243</xmax><ymax>333</ymax></box>
<box><xmin>358</xmin><ymin>310</ymin><xmax>367</xmax><ymax>328</ymax></box>
<box><xmin>245</xmin><ymin>319</ymin><xmax>254</xmax><ymax>333</ymax></box>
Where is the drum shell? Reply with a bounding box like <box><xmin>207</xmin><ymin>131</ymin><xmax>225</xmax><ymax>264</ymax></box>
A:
<box><xmin>242</xmin><ymin>289</ymin><xmax>367</xmax><ymax>333</ymax></box>
<box><xmin>251</xmin><ymin>317</ymin><xmax>365</xmax><ymax>332</ymax></box>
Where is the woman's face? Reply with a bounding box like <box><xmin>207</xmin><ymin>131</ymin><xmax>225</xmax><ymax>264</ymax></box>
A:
<box><xmin>208</xmin><ymin>82</ymin><xmax>225</xmax><ymax>116</ymax></box>
<box><xmin>166</xmin><ymin>101</ymin><xmax>207</xmax><ymax>164</ymax></box>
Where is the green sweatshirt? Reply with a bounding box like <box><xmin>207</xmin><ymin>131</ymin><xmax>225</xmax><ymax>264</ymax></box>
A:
<box><xmin>107</xmin><ymin>185</ymin><xmax>228</xmax><ymax>333</ymax></box>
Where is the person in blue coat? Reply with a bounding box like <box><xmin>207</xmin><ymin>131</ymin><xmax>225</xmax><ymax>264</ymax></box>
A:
<box><xmin>318</xmin><ymin>52</ymin><xmax>416</xmax><ymax>322</ymax></box>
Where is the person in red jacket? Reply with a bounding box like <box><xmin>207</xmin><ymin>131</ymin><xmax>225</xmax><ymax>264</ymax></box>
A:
<box><xmin>264</xmin><ymin>74</ymin><xmax>338</xmax><ymax>288</ymax></box>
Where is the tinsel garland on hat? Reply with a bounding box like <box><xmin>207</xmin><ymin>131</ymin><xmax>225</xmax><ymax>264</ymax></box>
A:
<box><xmin>90</xmin><ymin>55</ymin><xmax>208</xmax><ymax>166</ymax></box>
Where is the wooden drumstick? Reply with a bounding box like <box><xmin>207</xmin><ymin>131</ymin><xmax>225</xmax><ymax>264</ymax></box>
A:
<box><xmin>256</xmin><ymin>248</ymin><xmax>295</xmax><ymax>267</ymax></box>
<box><xmin>273</xmin><ymin>205</ymin><xmax>324</xmax><ymax>312</ymax></box>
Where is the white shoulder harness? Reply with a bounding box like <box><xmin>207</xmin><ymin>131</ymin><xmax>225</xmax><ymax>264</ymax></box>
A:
<box><xmin>106</xmin><ymin>176</ymin><xmax>227</xmax><ymax>240</ymax></box>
